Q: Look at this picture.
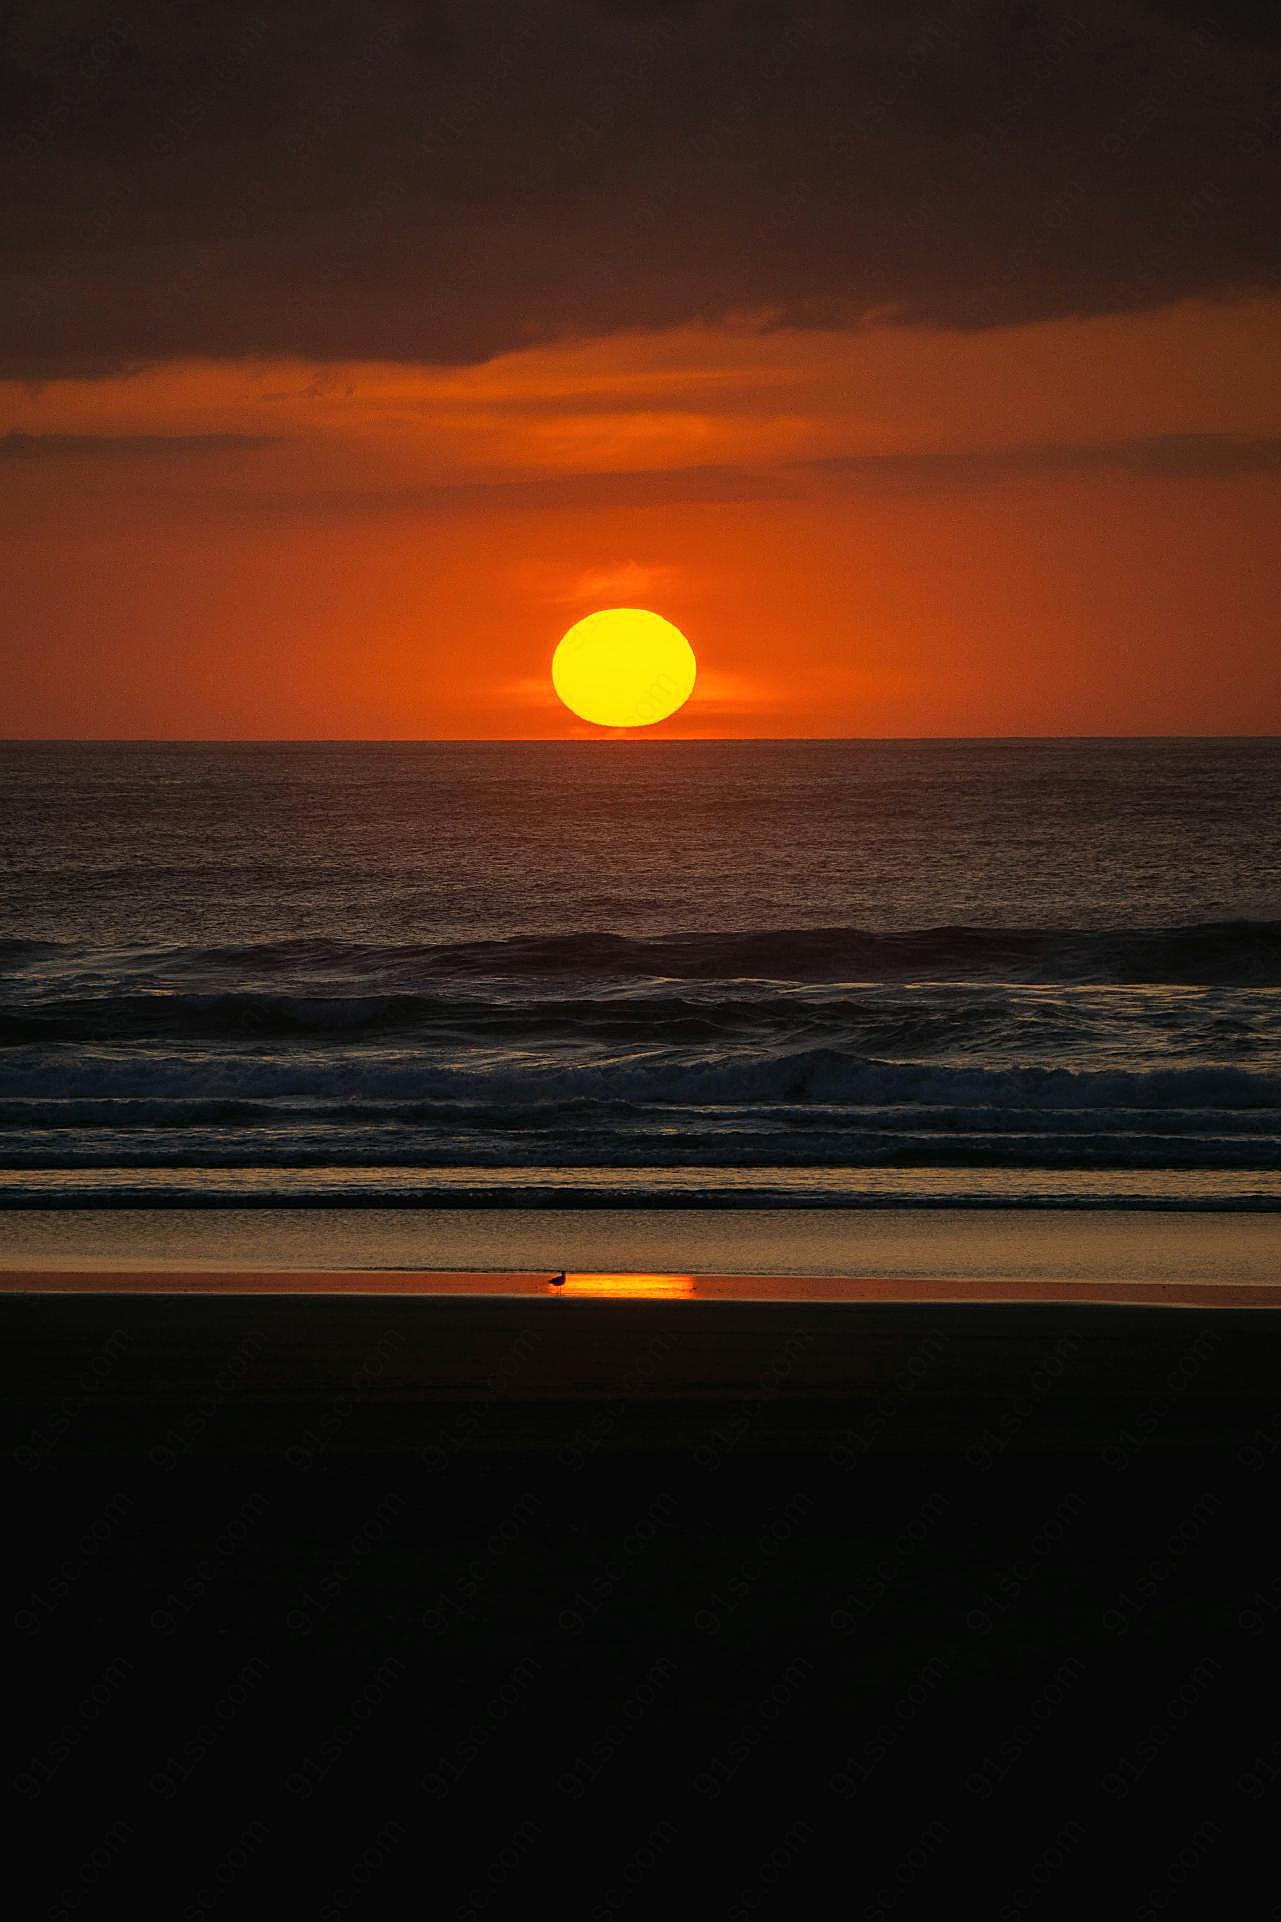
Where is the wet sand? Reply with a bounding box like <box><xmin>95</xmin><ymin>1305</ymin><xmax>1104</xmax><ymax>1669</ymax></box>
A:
<box><xmin>7</xmin><ymin>1201</ymin><xmax>1281</xmax><ymax>1286</ymax></box>
<box><xmin>4</xmin><ymin>1262</ymin><xmax>1281</xmax><ymax>1306</ymax></box>
<box><xmin>5</xmin><ymin>1278</ymin><xmax>1281</xmax><ymax>1455</ymax></box>
<box><xmin>10</xmin><ymin>1278</ymin><xmax>1281</xmax><ymax>1912</ymax></box>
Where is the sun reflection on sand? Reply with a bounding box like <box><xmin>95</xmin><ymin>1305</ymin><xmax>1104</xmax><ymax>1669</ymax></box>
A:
<box><xmin>554</xmin><ymin>1273</ymin><xmax>696</xmax><ymax>1298</ymax></box>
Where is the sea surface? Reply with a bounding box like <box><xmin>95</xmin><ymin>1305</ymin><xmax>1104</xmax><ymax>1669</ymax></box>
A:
<box><xmin>1</xmin><ymin>739</ymin><xmax>1279</xmax><ymax>1213</ymax></box>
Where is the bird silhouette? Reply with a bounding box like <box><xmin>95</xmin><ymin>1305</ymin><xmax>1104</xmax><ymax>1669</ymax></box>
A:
<box><xmin>548</xmin><ymin>1271</ymin><xmax>566</xmax><ymax>1287</ymax></box>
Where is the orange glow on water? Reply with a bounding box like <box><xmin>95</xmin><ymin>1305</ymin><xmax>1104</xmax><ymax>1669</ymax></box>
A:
<box><xmin>553</xmin><ymin>1273</ymin><xmax>697</xmax><ymax>1298</ymax></box>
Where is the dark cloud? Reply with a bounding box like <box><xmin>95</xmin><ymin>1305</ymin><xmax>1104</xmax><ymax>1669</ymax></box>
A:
<box><xmin>0</xmin><ymin>432</ymin><xmax>275</xmax><ymax>456</ymax></box>
<box><xmin>808</xmin><ymin>433</ymin><xmax>1281</xmax><ymax>487</ymax></box>
<box><xmin>228</xmin><ymin>465</ymin><xmax>792</xmax><ymax>520</ymax></box>
<box><xmin>227</xmin><ymin>433</ymin><xmax>1281</xmax><ymax>519</ymax></box>
<box><xmin>2</xmin><ymin>2</ymin><xmax>1278</xmax><ymax>376</ymax></box>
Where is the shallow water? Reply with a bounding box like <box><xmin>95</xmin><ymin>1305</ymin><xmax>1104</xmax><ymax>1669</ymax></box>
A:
<box><xmin>4</xmin><ymin>1204</ymin><xmax>1281</xmax><ymax>1289</ymax></box>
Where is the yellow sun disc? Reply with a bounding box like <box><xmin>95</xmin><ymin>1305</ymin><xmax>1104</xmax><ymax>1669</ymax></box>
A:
<box><xmin>551</xmin><ymin>608</ymin><xmax>697</xmax><ymax>728</ymax></box>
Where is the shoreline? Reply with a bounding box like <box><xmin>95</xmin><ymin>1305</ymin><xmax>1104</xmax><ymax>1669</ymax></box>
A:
<box><xmin>4</xmin><ymin>1190</ymin><xmax>1280</xmax><ymax>1209</ymax></box>
<box><xmin>2</xmin><ymin>1264</ymin><xmax>1281</xmax><ymax>1307</ymax></box>
<box><xmin>6</xmin><ymin>1283</ymin><xmax>1280</xmax><ymax>1460</ymax></box>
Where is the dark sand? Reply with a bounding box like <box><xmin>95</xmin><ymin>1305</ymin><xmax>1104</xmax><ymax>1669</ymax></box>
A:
<box><xmin>10</xmin><ymin>1279</ymin><xmax>1281</xmax><ymax>1914</ymax></box>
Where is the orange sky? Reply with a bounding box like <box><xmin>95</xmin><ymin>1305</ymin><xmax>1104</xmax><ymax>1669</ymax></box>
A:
<box><xmin>3</xmin><ymin>292</ymin><xmax>1279</xmax><ymax>737</ymax></box>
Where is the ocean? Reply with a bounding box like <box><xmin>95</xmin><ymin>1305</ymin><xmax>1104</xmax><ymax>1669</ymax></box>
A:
<box><xmin>2</xmin><ymin>737</ymin><xmax>1280</xmax><ymax>1218</ymax></box>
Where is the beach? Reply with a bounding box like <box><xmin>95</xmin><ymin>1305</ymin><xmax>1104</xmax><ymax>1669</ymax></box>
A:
<box><xmin>10</xmin><ymin>1263</ymin><xmax>1281</xmax><ymax>1914</ymax></box>
<box><xmin>6</xmin><ymin>1269</ymin><xmax>1281</xmax><ymax>1447</ymax></box>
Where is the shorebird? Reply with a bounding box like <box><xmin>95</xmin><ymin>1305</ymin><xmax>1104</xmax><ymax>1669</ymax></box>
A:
<box><xmin>548</xmin><ymin>1271</ymin><xmax>566</xmax><ymax>1287</ymax></box>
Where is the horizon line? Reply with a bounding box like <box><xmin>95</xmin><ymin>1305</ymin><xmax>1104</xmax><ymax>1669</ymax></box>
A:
<box><xmin>2</xmin><ymin>733</ymin><xmax>1280</xmax><ymax>747</ymax></box>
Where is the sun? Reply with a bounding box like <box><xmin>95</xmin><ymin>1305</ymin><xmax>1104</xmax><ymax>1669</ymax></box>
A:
<box><xmin>551</xmin><ymin>608</ymin><xmax>697</xmax><ymax>728</ymax></box>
